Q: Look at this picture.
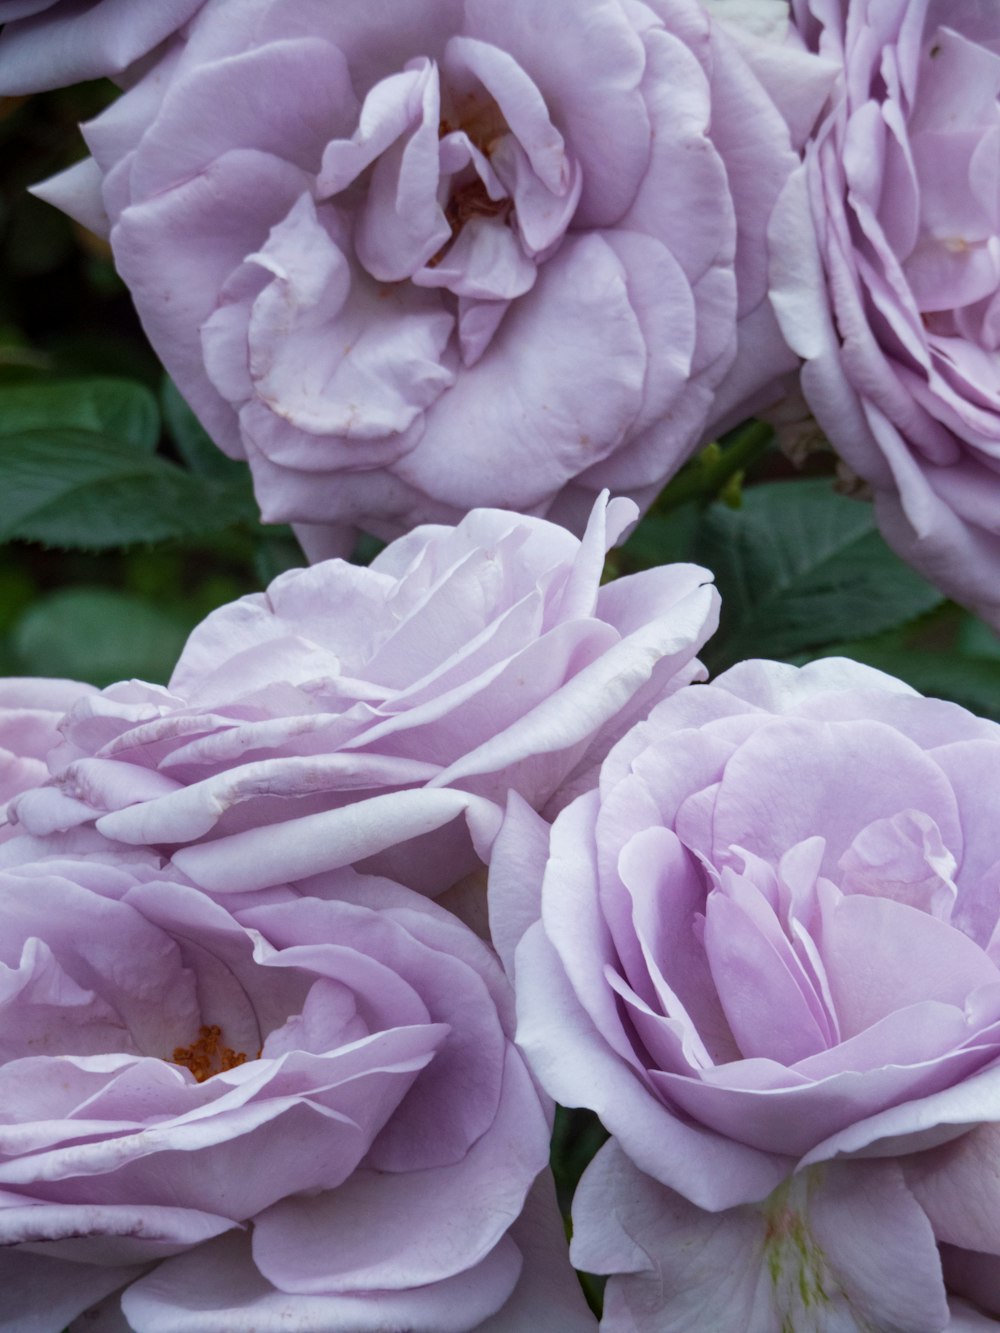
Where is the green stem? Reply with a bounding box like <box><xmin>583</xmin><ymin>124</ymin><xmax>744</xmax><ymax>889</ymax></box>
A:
<box><xmin>653</xmin><ymin>419</ymin><xmax>773</xmax><ymax>515</ymax></box>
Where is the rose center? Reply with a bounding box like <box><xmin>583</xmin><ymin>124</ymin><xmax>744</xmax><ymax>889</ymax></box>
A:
<box><xmin>429</xmin><ymin>96</ymin><xmax>513</xmax><ymax>267</ymax></box>
<box><xmin>441</xmin><ymin>92</ymin><xmax>507</xmax><ymax>157</ymax></box>
<box><xmin>171</xmin><ymin>1024</ymin><xmax>252</xmax><ymax>1083</ymax></box>
<box><xmin>425</xmin><ymin>178</ymin><xmax>512</xmax><ymax>270</ymax></box>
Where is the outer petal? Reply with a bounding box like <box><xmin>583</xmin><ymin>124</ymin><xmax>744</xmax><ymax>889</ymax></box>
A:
<box><xmin>119</xmin><ymin>1230</ymin><xmax>522</xmax><ymax>1333</ymax></box>
<box><xmin>0</xmin><ymin>1248</ymin><xmax>140</xmax><ymax>1333</ymax></box>
<box><xmin>572</xmin><ymin>1141</ymin><xmax>948</xmax><ymax>1333</ymax></box>
<box><xmin>0</xmin><ymin>0</ymin><xmax>204</xmax><ymax>95</ymax></box>
<box><xmin>251</xmin><ymin>1048</ymin><xmax>547</xmax><ymax>1293</ymax></box>
<box><xmin>475</xmin><ymin>1170</ymin><xmax>596</xmax><ymax>1331</ymax></box>
<box><xmin>514</xmin><ymin>921</ymin><xmax>788</xmax><ymax>1209</ymax></box>
<box><xmin>486</xmin><ymin>792</ymin><xmax>552</xmax><ymax>979</ymax></box>
<box><xmin>112</xmin><ymin>150</ymin><xmax>314</xmax><ymax>459</ymax></box>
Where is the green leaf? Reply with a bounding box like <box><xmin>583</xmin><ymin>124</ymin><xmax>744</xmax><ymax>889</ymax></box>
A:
<box><xmin>0</xmin><ymin>567</ymin><xmax>35</xmax><ymax>632</ymax></box>
<box><xmin>350</xmin><ymin>532</ymin><xmax>386</xmax><ymax>567</ymax></box>
<box><xmin>161</xmin><ymin>375</ymin><xmax>251</xmax><ymax>483</ymax></box>
<box><xmin>957</xmin><ymin>613</ymin><xmax>1000</xmax><ymax>661</ymax></box>
<box><xmin>620</xmin><ymin>504</ymin><xmax>700</xmax><ymax>570</ymax></box>
<box><xmin>13</xmin><ymin>587</ymin><xmax>190</xmax><ymax>686</ymax></box>
<box><xmin>0</xmin><ymin>428</ymin><xmax>258</xmax><ymax>548</ymax></box>
<box><xmin>0</xmin><ymin>377</ymin><xmax>160</xmax><ymax>451</ymax></box>
<box><xmin>253</xmin><ymin>528</ymin><xmax>305</xmax><ymax>585</ymax></box>
<box><xmin>43</xmin><ymin>333</ymin><xmax>162</xmax><ymax>386</ymax></box>
<box><xmin>697</xmin><ymin>480</ymin><xmax>946</xmax><ymax>670</ymax></box>
<box><xmin>0</xmin><ymin>636</ymin><xmax>23</xmax><ymax>676</ymax></box>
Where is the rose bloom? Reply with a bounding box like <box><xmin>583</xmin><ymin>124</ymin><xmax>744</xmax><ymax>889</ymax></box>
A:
<box><xmin>0</xmin><ymin>677</ymin><xmax>95</xmax><ymax>843</ymax></box>
<box><xmin>0</xmin><ymin>0</ymin><xmax>205</xmax><ymax>94</ymax></box>
<box><xmin>494</xmin><ymin>657</ymin><xmax>1000</xmax><ymax>1327</ymax></box>
<box><xmin>36</xmin><ymin>0</ymin><xmax>828</xmax><ymax>545</ymax></box>
<box><xmin>0</xmin><ymin>845</ymin><xmax>592</xmax><ymax>1330</ymax></box>
<box><xmin>9</xmin><ymin>496</ymin><xmax>718</xmax><ymax>898</ymax></box>
<box><xmin>770</xmin><ymin>0</ymin><xmax>1000</xmax><ymax>625</ymax></box>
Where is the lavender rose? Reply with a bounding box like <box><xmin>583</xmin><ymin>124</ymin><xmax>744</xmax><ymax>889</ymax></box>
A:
<box><xmin>770</xmin><ymin>0</ymin><xmax>1000</xmax><ymax>623</ymax></box>
<box><xmin>36</xmin><ymin>0</ymin><xmax>829</xmax><ymax>542</ymax></box>
<box><xmin>0</xmin><ymin>0</ymin><xmax>205</xmax><ymax>94</ymax></box>
<box><xmin>0</xmin><ymin>677</ymin><xmax>95</xmax><ymax>843</ymax></box>
<box><xmin>0</xmin><ymin>848</ymin><xmax>591</xmax><ymax>1330</ymax></box>
<box><xmin>9</xmin><ymin>496</ymin><xmax>718</xmax><ymax>897</ymax></box>
<box><xmin>494</xmin><ymin>657</ymin><xmax>1000</xmax><ymax>1326</ymax></box>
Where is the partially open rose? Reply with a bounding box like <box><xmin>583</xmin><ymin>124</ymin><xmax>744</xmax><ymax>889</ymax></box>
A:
<box><xmin>772</xmin><ymin>0</ymin><xmax>1000</xmax><ymax>624</ymax></box>
<box><xmin>38</xmin><ymin>0</ymin><xmax>828</xmax><ymax>544</ymax></box>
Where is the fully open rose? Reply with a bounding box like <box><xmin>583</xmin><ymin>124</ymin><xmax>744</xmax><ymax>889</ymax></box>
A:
<box><xmin>494</xmin><ymin>658</ymin><xmax>1000</xmax><ymax>1327</ymax></box>
<box><xmin>0</xmin><ymin>847</ymin><xmax>592</xmax><ymax>1330</ymax></box>
<box><xmin>36</xmin><ymin>0</ymin><xmax>829</xmax><ymax>544</ymax></box>
<box><xmin>9</xmin><ymin>497</ymin><xmax>718</xmax><ymax>898</ymax></box>
<box><xmin>771</xmin><ymin>0</ymin><xmax>1000</xmax><ymax>624</ymax></box>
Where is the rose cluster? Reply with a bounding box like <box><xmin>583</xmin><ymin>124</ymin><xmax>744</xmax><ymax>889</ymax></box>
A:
<box><xmin>13</xmin><ymin>0</ymin><xmax>1000</xmax><ymax>609</ymax></box>
<box><xmin>0</xmin><ymin>495</ymin><xmax>715</xmax><ymax>1328</ymax></box>
<box><xmin>5</xmin><ymin>0</ymin><xmax>1000</xmax><ymax>1329</ymax></box>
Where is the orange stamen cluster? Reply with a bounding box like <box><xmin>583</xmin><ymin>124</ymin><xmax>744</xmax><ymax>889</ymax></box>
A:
<box><xmin>172</xmin><ymin>1024</ymin><xmax>250</xmax><ymax>1083</ymax></box>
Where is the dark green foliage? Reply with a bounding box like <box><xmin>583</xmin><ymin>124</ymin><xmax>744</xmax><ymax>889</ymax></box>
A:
<box><xmin>692</xmin><ymin>480</ymin><xmax>945</xmax><ymax>670</ymax></box>
<box><xmin>0</xmin><ymin>376</ymin><xmax>258</xmax><ymax>548</ymax></box>
<box><xmin>625</xmin><ymin>479</ymin><xmax>945</xmax><ymax>670</ymax></box>
<box><xmin>13</xmin><ymin>586</ymin><xmax>191</xmax><ymax>686</ymax></box>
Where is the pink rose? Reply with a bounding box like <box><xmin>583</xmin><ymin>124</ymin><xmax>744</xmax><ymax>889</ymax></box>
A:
<box><xmin>0</xmin><ymin>845</ymin><xmax>592</xmax><ymax>1329</ymax></box>
<box><xmin>9</xmin><ymin>497</ymin><xmax>718</xmax><ymax>898</ymax></box>
<box><xmin>495</xmin><ymin>657</ymin><xmax>1000</xmax><ymax>1327</ymax></box>
<box><xmin>771</xmin><ymin>0</ymin><xmax>1000</xmax><ymax>624</ymax></box>
<box><xmin>37</xmin><ymin>0</ymin><xmax>828</xmax><ymax>543</ymax></box>
<box><xmin>0</xmin><ymin>0</ymin><xmax>206</xmax><ymax>94</ymax></box>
